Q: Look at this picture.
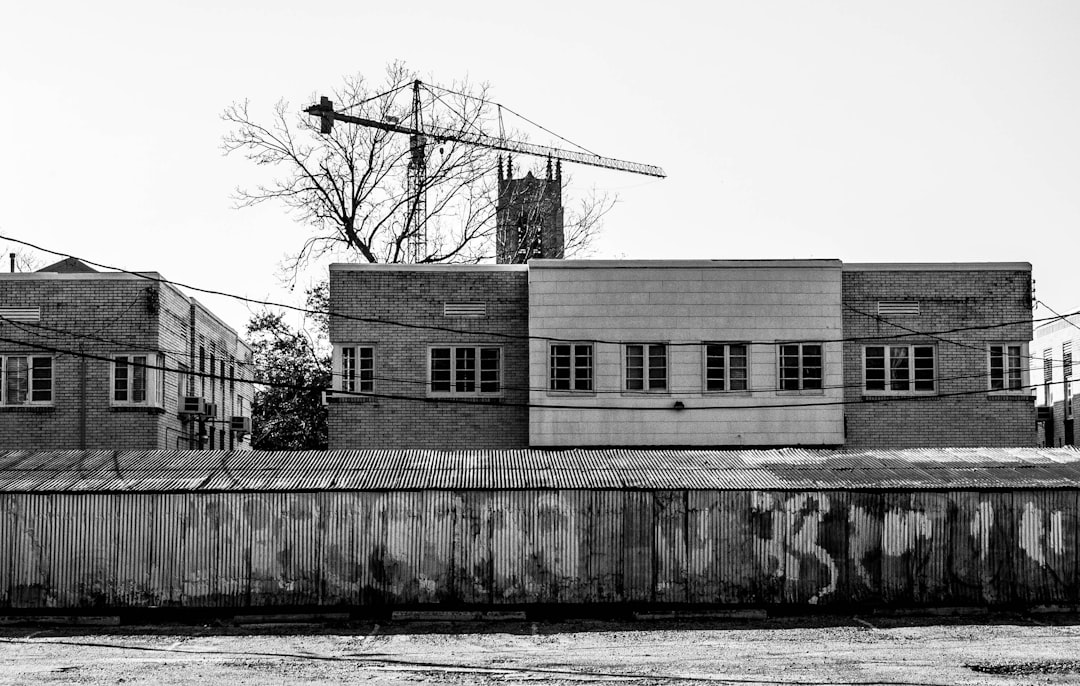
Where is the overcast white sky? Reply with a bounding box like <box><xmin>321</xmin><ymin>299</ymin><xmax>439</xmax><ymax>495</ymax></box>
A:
<box><xmin>2</xmin><ymin>0</ymin><xmax>1077</xmax><ymax>332</ymax></box>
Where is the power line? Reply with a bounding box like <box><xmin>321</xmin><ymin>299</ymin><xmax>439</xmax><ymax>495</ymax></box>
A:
<box><xmin>1</xmin><ymin>233</ymin><xmax>1067</xmax><ymax>352</ymax></box>
<box><xmin>1</xmin><ymin>331</ymin><xmax>1067</xmax><ymax>413</ymax></box>
<box><xmin>7</xmin><ymin>311</ymin><xmax>1076</xmax><ymax>398</ymax></box>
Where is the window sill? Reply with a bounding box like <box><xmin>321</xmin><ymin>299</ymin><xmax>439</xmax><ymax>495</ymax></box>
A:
<box><xmin>109</xmin><ymin>405</ymin><xmax>166</xmax><ymax>414</ymax></box>
<box><xmin>776</xmin><ymin>389</ymin><xmax>826</xmax><ymax>396</ymax></box>
<box><xmin>328</xmin><ymin>395</ymin><xmax>375</xmax><ymax>404</ymax></box>
<box><xmin>546</xmin><ymin>390</ymin><xmax>597</xmax><ymax>397</ymax></box>
<box><xmin>0</xmin><ymin>405</ymin><xmax>54</xmax><ymax>412</ymax></box>
<box><xmin>426</xmin><ymin>395</ymin><xmax>504</xmax><ymax>404</ymax></box>
<box><xmin>702</xmin><ymin>390</ymin><xmax>752</xmax><ymax>397</ymax></box>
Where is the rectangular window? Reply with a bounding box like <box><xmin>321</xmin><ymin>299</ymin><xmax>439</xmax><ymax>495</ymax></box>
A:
<box><xmin>989</xmin><ymin>343</ymin><xmax>1026</xmax><ymax>392</ymax></box>
<box><xmin>625</xmin><ymin>343</ymin><xmax>667</xmax><ymax>391</ymax></box>
<box><xmin>1044</xmin><ymin>347</ymin><xmax>1054</xmax><ymax>404</ymax></box>
<box><xmin>2</xmin><ymin>355</ymin><xmax>53</xmax><ymax>405</ymax></box>
<box><xmin>705</xmin><ymin>343</ymin><xmax>748</xmax><ymax>392</ymax></box>
<box><xmin>429</xmin><ymin>346</ymin><xmax>500</xmax><ymax>396</ymax></box>
<box><xmin>549</xmin><ymin>343</ymin><xmax>594</xmax><ymax>392</ymax></box>
<box><xmin>863</xmin><ymin>344</ymin><xmax>935</xmax><ymax>394</ymax></box>
<box><xmin>1065</xmin><ymin>341</ymin><xmax>1073</xmax><ymax>380</ymax></box>
<box><xmin>112</xmin><ymin>353</ymin><xmax>164</xmax><ymax>406</ymax></box>
<box><xmin>1066</xmin><ymin>381</ymin><xmax>1073</xmax><ymax>420</ymax></box>
<box><xmin>340</xmin><ymin>346</ymin><xmax>374</xmax><ymax>393</ymax></box>
<box><xmin>780</xmin><ymin>343</ymin><xmax>824</xmax><ymax>391</ymax></box>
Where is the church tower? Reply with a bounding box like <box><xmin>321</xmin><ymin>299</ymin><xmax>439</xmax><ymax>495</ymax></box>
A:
<box><xmin>496</xmin><ymin>156</ymin><xmax>564</xmax><ymax>264</ymax></box>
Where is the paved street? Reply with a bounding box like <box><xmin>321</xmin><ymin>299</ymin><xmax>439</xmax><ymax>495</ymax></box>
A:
<box><xmin>3</xmin><ymin>613</ymin><xmax>1080</xmax><ymax>685</ymax></box>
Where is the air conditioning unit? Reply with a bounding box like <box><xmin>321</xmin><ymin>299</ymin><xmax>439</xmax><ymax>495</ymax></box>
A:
<box><xmin>204</xmin><ymin>402</ymin><xmax>219</xmax><ymax>419</ymax></box>
<box><xmin>230</xmin><ymin>416</ymin><xmax>252</xmax><ymax>434</ymax></box>
<box><xmin>180</xmin><ymin>396</ymin><xmax>206</xmax><ymax>416</ymax></box>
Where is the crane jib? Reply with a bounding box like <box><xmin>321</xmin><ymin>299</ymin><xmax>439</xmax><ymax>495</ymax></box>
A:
<box><xmin>305</xmin><ymin>105</ymin><xmax>666</xmax><ymax>179</ymax></box>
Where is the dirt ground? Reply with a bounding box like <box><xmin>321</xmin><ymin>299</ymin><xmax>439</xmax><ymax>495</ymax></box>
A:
<box><xmin>2</xmin><ymin>612</ymin><xmax>1080</xmax><ymax>685</ymax></box>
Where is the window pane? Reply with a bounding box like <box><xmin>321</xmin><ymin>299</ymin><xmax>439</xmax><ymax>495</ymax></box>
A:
<box><xmin>550</xmin><ymin>344</ymin><xmax>570</xmax><ymax>390</ymax></box>
<box><xmin>729</xmin><ymin>344</ymin><xmax>748</xmax><ymax>391</ymax></box>
<box><xmin>133</xmin><ymin>356</ymin><xmax>147</xmax><ymax>403</ymax></box>
<box><xmin>865</xmin><ymin>347</ymin><xmax>885</xmax><ymax>391</ymax></box>
<box><xmin>802</xmin><ymin>345</ymin><xmax>823</xmax><ymax>390</ymax></box>
<box><xmin>5</xmin><ymin>357</ymin><xmax>28</xmax><ymax>405</ymax></box>
<box><xmin>648</xmin><ymin>345</ymin><xmax>667</xmax><ymax>390</ymax></box>
<box><xmin>358</xmin><ymin>347</ymin><xmax>374</xmax><ymax>393</ymax></box>
<box><xmin>114</xmin><ymin>356</ymin><xmax>129</xmax><ymax>401</ymax></box>
<box><xmin>888</xmin><ymin>346</ymin><xmax>910</xmax><ymax>391</ymax></box>
<box><xmin>626</xmin><ymin>345</ymin><xmax>644</xmax><ymax>390</ymax></box>
<box><xmin>780</xmin><ymin>345</ymin><xmax>802</xmax><ymax>390</ymax></box>
<box><xmin>30</xmin><ymin>357</ymin><xmax>52</xmax><ymax>403</ymax></box>
<box><xmin>573</xmin><ymin>344</ymin><xmax>593</xmax><ymax>392</ymax></box>
<box><xmin>455</xmin><ymin>347</ymin><xmax>476</xmax><ymax>393</ymax></box>
<box><xmin>913</xmin><ymin>347</ymin><xmax>935</xmax><ymax>391</ymax></box>
<box><xmin>341</xmin><ymin>347</ymin><xmax>356</xmax><ymax>393</ymax></box>
<box><xmin>479</xmin><ymin>348</ymin><xmax>500</xmax><ymax>393</ymax></box>
<box><xmin>1007</xmin><ymin>346</ymin><xmax>1023</xmax><ymax>390</ymax></box>
<box><xmin>430</xmin><ymin>348</ymin><xmax>451</xmax><ymax>392</ymax></box>
<box><xmin>706</xmin><ymin>344</ymin><xmax>725</xmax><ymax>391</ymax></box>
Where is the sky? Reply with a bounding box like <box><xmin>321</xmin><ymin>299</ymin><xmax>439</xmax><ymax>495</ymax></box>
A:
<box><xmin>1</xmin><ymin>0</ymin><xmax>1078</xmax><ymax>333</ymax></box>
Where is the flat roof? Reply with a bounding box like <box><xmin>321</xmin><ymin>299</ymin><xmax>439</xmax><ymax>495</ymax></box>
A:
<box><xmin>330</xmin><ymin>263</ymin><xmax>528</xmax><ymax>272</ymax></box>
<box><xmin>0</xmin><ymin>447</ymin><xmax>1077</xmax><ymax>493</ymax></box>
<box><xmin>843</xmin><ymin>262</ymin><xmax>1031</xmax><ymax>272</ymax></box>
<box><xmin>530</xmin><ymin>259</ymin><xmax>842</xmax><ymax>269</ymax></box>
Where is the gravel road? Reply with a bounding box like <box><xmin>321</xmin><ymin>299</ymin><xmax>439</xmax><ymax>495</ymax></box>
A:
<box><xmin>3</xmin><ymin>613</ymin><xmax>1080</xmax><ymax>685</ymax></box>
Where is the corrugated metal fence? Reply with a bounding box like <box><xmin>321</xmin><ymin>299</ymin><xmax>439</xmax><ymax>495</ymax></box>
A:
<box><xmin>1</xmin><ymin>488</ymin><xmax>1077</xmax><ymax>608</ymax></box>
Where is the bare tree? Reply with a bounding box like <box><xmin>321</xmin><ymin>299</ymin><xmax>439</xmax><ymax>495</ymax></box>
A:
<box><xmin>222</xmin><ymin>62</ymin><xmax>609</xmax><ymax>276</ymax></box>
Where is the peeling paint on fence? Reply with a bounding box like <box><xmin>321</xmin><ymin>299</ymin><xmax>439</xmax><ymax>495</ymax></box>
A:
<box><xmin>1</xmin><ymin>489</ymin><xmax>1080</xmax><ymax>609</ymax></box>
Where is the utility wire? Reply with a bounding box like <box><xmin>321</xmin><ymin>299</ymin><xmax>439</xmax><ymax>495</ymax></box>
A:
<box><xmin>1</xmin><ymin>233</ymin><xmax>1066</xmax><ymax>353</ymax></box>
<box><xmin>0</xmin><ymin>332</ymin><xmax>1067</xmax><ymax>413</ymax></box>
<box><xmin>5</xmin><ymin>312</ymin><xmax>1065</xmax><ymax>398</ymax></box>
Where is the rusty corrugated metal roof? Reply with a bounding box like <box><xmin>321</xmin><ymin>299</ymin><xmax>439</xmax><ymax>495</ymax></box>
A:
<box><xmin>1</xmin><ymin>447</ymin><xmax>1080</xmax><ymax>493</ymax></box>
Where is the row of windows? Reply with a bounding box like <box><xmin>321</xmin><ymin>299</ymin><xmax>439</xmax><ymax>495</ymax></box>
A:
<box><xmin>337</xmin><ymin>341</ymin><xmax>1031</xmax><ymax>398</ymax></box>
<box><xmin>0</xmin><ymin>353</ymin><xmax>245</xmax><ymax>408</ymax></box>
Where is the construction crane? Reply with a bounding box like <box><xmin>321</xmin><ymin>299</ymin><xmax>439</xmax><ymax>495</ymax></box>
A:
<box><xmin>304</xmin><ymin>80</ymin><xmax>665</xmax><ymax>261</ymax></box>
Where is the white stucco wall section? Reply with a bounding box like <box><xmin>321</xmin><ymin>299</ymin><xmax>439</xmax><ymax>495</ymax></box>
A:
<box><xmin>527</xmin><ymin>260</ymin><xmax>845</xmax><ymax>447</ymax></box>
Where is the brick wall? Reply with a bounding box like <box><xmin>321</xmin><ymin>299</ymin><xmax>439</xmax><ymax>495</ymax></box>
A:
<box><xmin>0</xmin><ymin>275</ymin><xmax>166</xmax><ymax>449</ymax></box>
<box><xmin>328</xmin><ymin>265</ymin><xmax>529</xmax><ymax>449</ymax></box>
<box><xmin>0</xmin><ymin>274</ymin><xmax>252</xmax><ymax>451</ymax></box>
<box><xmin>842</xmin><ymin>266</ymin><xmax>1036</xmax><ymax>447</ymax></box>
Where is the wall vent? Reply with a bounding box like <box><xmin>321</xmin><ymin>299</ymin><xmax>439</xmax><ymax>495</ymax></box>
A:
<box><xmin>877</xmin><ymin>301</ymin><xmax>920</xmax><ymax>316</ymax></box>
<box><xmin>0</xmin><ymin>307</ymin><xmax>40</xmax><ymax>323</ymax></box>
<box><xmin>443</xmin><ymin>302</ymin><xmax>486</xmax><ymax>318</ymax></box>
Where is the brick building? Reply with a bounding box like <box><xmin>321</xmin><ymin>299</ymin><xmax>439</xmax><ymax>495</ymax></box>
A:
<box><xmin>842</xmin><ymin>263</ymin><xmax>1035</xmax><ymax>447</ymax></box>
<box><xmin>1032</xmin><ymin>310</ymin><xmax>1077</xmax><ymax>447</ymax></box>
<box><xmin>0</xmin><ymin>259</ymin><xmax>254</xmax><ymax>450</ymax></box>
<box><xmin>328</xmin><ymin>264</ymin><xmax>528</xmax><ymax>449</ymax></box>
<box><xmin>328</xmin><ymin>259</ymin><xmax>1036</xmax><ymax>449</ymax></box>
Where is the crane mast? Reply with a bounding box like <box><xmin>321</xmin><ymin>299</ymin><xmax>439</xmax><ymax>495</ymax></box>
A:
<box><xmin>405</xmin><ymin>81</ymin><xmax>427</xmax><ymax>263</ymax></box>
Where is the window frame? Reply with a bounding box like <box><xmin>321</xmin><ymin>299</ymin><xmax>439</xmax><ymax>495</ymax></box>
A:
<box><xmin>777</xmin><ymin>342</ymin><xmax>825</xmax><ymax>393</ymax></box>
<box><xmin>336</xmin><ymin>344</ymin><xmax>375</xmax><ymax>394</ymax></box>
<box><xmin>623</xmin><ymin>342</ymin><xmax>669</xmax><ymax>393</ymax></box>
<box><xmin>861</xmin><ymin>343</ymin><xmax>936</xmax><ymax>396</ymax></box>
<box><xmin>702</xmin><ymin>342</ymin><xmax>750</xmax><ymax>394</ymax></box>
<box><xmin>1</xmin><ymin>354</ymin><xmax>54</xmax><ymax>406</ymax></box>
<box><xmin>987</xmin><ymin>342</ymin><xmax>1028</xmax><ymax>394</ymax></box>
<box><xmin>427</xmin><ymin>344</ymin><xmax>502</xmax><ymax>397</ymax></box>
<box><xmin>110</xmin><ymin>352</ymin><xmax>165</xmax><ymax>408</ymax></box>
<box><xmin>548</xmin><ymin>342</ymin><xmax>595</xmax><ymax>394</ymax></box>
